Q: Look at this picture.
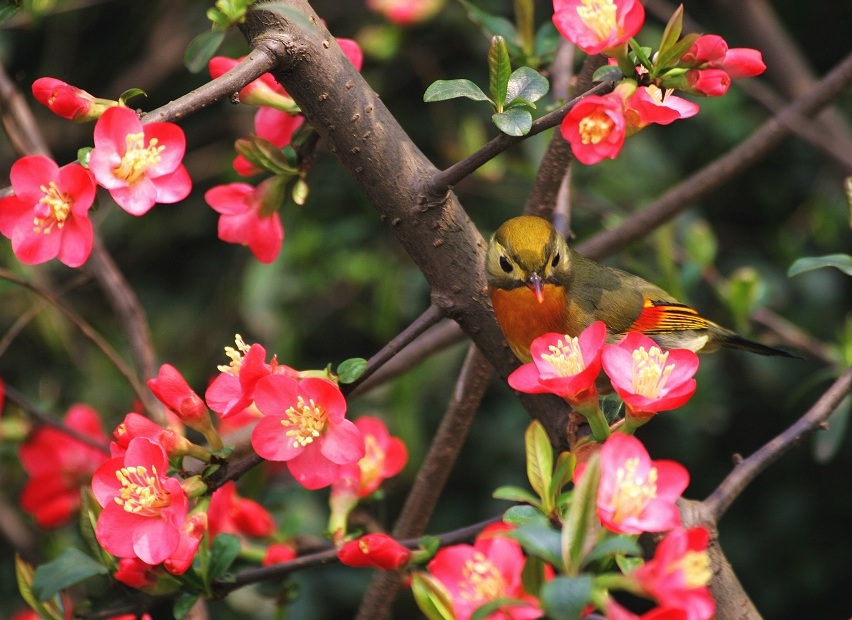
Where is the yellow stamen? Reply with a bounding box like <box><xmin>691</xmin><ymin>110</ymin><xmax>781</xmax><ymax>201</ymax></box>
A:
<box><xmin>217</xmin><ymin>334</ymin><xmax>251</xmax><ymax>374</ymax></box>
<box><xmin>280</xmin><ymin>395</ymin><xmax>328</xmax><ymax>448</ymax></box>
<box><xmin>33</xmin><ymin>181</ymin><xmax>72</xmax><ymax>234</ymax></box>
<box><xmin>631</xmin><ymin>346</ymin><xmax>675</xmax><ymax>398</ymax></box>
<box><xmin>113</xmin><ymin>464</ymin><xmax>172</xmax><ymax>517</ymax></box>
<box><xmin>113</xmin><ymin>132</ymin><xmax>164</xmax><ymax>186</ymax></box>
<box><xmin>578</xmin><ymin>111</ymin><xmax>615</xmax><ymax>144</ymax></box>
<box><xmin>540</xmin><ymin>335</ymin><xmax>586</xmax><ymax>376</ymax></box>
<box><xmin>359</xmin><ymin>434</ymin><xmax>386</xmax><ymax>489</ymax></box>
<box><xmin>459</xmin><ymin>552</ymin><xmax>505</xmax><ymax>603</ymax></box>
<box><xmin>611</xmin><ymin>457</ymin><xmax>657</xmax><ymax>523</ymax></box>
<box><xmin>576</xmin><ymin>0</ymin><xmax>618</xmax><ymax>40</ymax></box>
<box><xmin>673</xmin><ymin>550</ymin><xmax>712</xmax><ymax>588</ymax></box>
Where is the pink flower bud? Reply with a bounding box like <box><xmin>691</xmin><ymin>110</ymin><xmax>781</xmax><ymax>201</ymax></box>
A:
<box><xmin>722</xmin><ymin>48</ymin><xmax>766</xmax><ymax>78</ymax></box>
<box><xmin>685</xmin><ymin>68</ymin><xmax>731</xmax><ymax>97</ymax></box>
<box><xmin>263</xmin><ymin>543</ymin><xmax>298</xmax><ymax>566</ymax></box>
<box><xmin>338</xmin><ymin>533</ymin><xmax>412</xmax><ymax>570</ymax></box>
<box><xmin>148</xmin><ymin>364</ymin><xmax>208</xmax><ymax>424</ymax></box>
<box><xmin>680</xmin><ymin>34</ymin><xmax>728</xmax><ymax>67</ymax></box>
<box><xmin>32</xmin><ymin>77</ymin><xmax>103</xmax><ymax>122</ymax></box>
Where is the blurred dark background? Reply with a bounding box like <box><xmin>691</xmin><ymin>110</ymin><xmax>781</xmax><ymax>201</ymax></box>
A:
<box><xmin>0</xmin><ymin>0</ymin><xmax>849</xmax><ymax>618</ymax></box>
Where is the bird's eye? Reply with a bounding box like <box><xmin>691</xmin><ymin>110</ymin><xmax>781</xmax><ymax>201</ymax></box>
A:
<box><xmin>551</xmin><ymin>253</ymin><xmax>560</xmax><ymax>268</ymax></box>
<box><xmin>499</xmin><ymin>256</ymin><xmax>513</xmax><ymax>273</ymax></box>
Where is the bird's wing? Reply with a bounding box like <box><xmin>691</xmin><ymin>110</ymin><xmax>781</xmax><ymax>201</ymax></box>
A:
<box><xmin>629</xmin><ymin>298</ymin><xmax>716</xmax><ymax>334</ymax></box>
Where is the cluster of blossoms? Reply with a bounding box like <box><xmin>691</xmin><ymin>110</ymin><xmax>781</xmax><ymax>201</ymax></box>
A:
<box><xmin>552</xmin><ymin>0</ymin><xmax>766</xmax><ymax>164</ymax></box>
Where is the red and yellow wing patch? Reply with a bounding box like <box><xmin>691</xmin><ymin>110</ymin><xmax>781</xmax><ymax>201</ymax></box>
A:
<box><xmin>629</xmin><ymin>298</ymin><xmax>714</xmax><ymax>334</ymax></box>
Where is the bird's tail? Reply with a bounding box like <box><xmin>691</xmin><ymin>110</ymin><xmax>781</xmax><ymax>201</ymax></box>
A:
<box><xmin>718</xmin><ymin>332</ymin><xmax>801</xmax><ymax>358</ymax></box>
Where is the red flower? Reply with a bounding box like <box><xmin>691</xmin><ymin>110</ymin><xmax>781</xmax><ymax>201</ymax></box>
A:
<box><xmin>684</xmin><ymin>69</ymin><xmax>730</xmax><ymax>97</ymax></box>
<box><xmin>0</xmin><ymin>155</ymin><xmax>96</xmax><ymax>267</ymax></box>
<box><xmin>263</xmin><ymin>542</ymin><xmax>298</xmax><ymax>566</ymax></box>
<box><xmin>508</xmin><ymin>321</ymin><xmax>606</xmax><ymax>406</ymax></box>
<box><xmin>89</xmin><ymin>106</ymin><xmax>191</xmax><ymax>215</ymax></box>
<box><xmin>366</xmin><ymin>0</ymin><xmax>443</xmax><ymax>24</ymax></box>
<box><xmin>114</xmin><ymin>558</ymin><xmax>159</xmax><ymax>590</ymax></box>
<box><xmin>552</xmin><ymin>0</ymin><xmax>645</xmax><ymax>55</ymax></box>
<box><xmin>164</xmin><ymin>513</ymin><xmax>207</xmax><ymax>575</ymax></box>
<box><xmin>561</xmin><ymin>93</ymin><xmax>626</xmax><ymax>165</ymax></box>
<box><xmin>605</xmin><ymin>599</ymin><xmax>688</xmax><ymax>620</ymax></box>
<box><xmin>680</xmin><ymin>35</ymin><xmax>765</xmax><ymax>79</ymax></box>
<box><xmin>338</xmin><ymin>533</ymin><xmax>412</xmax><ymax>570</ymax></box>
<box><xmin>349</xmin><ymin>416</ymin><xmax>408</xmax><ymax>497</ymax></box>
<box><xmin>208</xmin><ymin>481</ymin><xmax>276</xmax><ymax>539</ymax></box>
<box><xmin>624</xmin><ymin>86</ymin><xmax>699</xmax><ymax>131</ymax></box>
<box><xmin>92</xmin><ymin>437</ymin><xmax>189</xmax><ymax>565</ymax></box>
<box><xmin>427</xmin><ymin>524</ymin><xmax>543</xmax><ymax>620</ymax></box>
<box><xmin>233</xmin><ymin>107</ymin><xmax>304</xmax><ymax>176</ymax></box>
<box><xmin>204</xmin><ymin>180</ymin><xmax>285</xmax><ymax>263</ymax></box>
<box><xmin>110</xmin><ymin>412</ymin><xmax>192</xmax><ymax>458</ymax></box>
<box><xmin>632</xmin><ymin>527</ymin><xmax>715</xmax><ymax>620</ymax></box>
<box><xmin>591</xmin><ymin>433</ymin><xmax>688</xmax><ymax>534</ymax></box>
<box><xmin>19</xmin><ymin>404</ymin><xmax>109</xmax><ymax>528</ymax></box>
<box><xmin>251</xmin><ymin>376</ymin><xmax>365</xmax><ymax>490</ymax></box>
<box><xmin>336</xmin><ymin>38</ymin><xmax>364</xmax><ymax>71</ymax></box>
<box><xmin>147</xmin><ymin>364</ymin><xmax>208</xmax><ymax>424</ymax></box>
<box><xmin>31</xmin><ymin>77</ymin><xmax>112</xmax><ymax>122</ymax></box>
<box><xmin>208</xmin><ymin>56</ymin><xmax>297</xmax><ymax>111</ymax></box>
<box><xmin>601</xmin><ymin>332</ymin><xmax>699</xmax><ymax>420</ymax></box>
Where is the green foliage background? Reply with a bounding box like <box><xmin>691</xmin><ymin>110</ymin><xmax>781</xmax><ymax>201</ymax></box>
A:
<box><xmin>0</xmin><ymin>0</ymin><xmax>849</xmax><ymax>617</ymax></box>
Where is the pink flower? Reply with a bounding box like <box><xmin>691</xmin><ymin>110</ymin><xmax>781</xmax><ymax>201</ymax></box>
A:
<box><xmin>204</xmin><ymin>179</ymin><xmax>285</xmax><ymax>263</ymax></box>
<box><xmin>19</xmin><ymin>404</ymin><xmax>109</xmax><ymax>528</ymax></box>
<box><xmin>366</xmin><ymin>0</ymin><xmax>444</xmax><ymax>24</ymax></box>
<box><xmin>338</xmin><ymin>533</ymin><xmax>412</xmax><ymax>570</ymax></box>
<box><xmin>680</xmin><ymin>35</ymin><xmax>765</xmax><ymax>79</ymax></box>
<box><xmin>624</xmin><ymin>86</ymin><xmax>699</xmax><ymax>131</ymax></box>
<box><xmin>89</xmin><ymin>106</ymin><xmax>191</xmax><ymax>216</ymax></box>
<box><xmin>552</xmin><ymin>0</ymin><xmax>645</xmax><ymax>55</ymax></box>
<box><xmin>348</xmin><ymin>416</ymin><xmax>408</xmax><ymax>497</ymax></box>
<box><xmin>164</xmin><ymin>513</ymin><xmax>207</xmax><ymax>575</ymax></box>
<box><xmin>719</xmin><ymin>48</ymin><xmax>766</xmax><ymax>79</ymax></box>
<box><xmin>114</xmin><ymin>557</ymin><xmax>159</xmax><ymax>590</ymax></box>
<box><xmin>110</xmin><ymin>412</ymin><xmax>192</xmax><ymax>458</ymax></box>
<box><xmin>263</xmin><ymin>543</ymin><xmax>297</xmax><ymax>566</ymax></box>
<box><xmin>31</xmin><ymin>77</ymin><xmax>112</xmax><ymax>122</ymax></box>
<box><xmin>606</xmin><ymin>599</ymin><xmax>688</xmax><ymax>620</ymax></box>
<box><xmin>251</xmin><ymin>376</ymin><xmax>365</xmax><ymax>490</ymax></box>
<box><xmin>147</xmin><ymin>364</ymin><xmax>208</xmax><ymax>424</ymax></box>
<box><xmin>428</xmin><ymin>524</ymin><xmax>543</xmax><ymax>620</ymax></box>
<box><xmin>233</xmin><ymin>107</ymin><xmax>304</xmax><ymax>176</ymax></box>
<box><xmin>684</xmin><ymin>69</ymin><xmax>730</xmax><ymax>97</ymax></box>
<box><xmin>208</xmin><ymin>481</ymin><xmax>276</xmax><ymax>539</ymax></box>
<box><xmin>336</xmin><ymin>38</ymin><xmax>364</xmax><ymax>71</ymax></box>
<box><xmin>601</xmin><ymin>333</ymin><xmax>699</xmax><ymax>420</ymax></box>
<box><xmin>0</xmin><ymin>155</ymin><xmax>96</xmax><ymax>267</ymax></box>
<box><xmin>209</xmin><ymin>56</ymin><xmax>297</xmax><ymax>110</ymax></box>
<box><xmin>508</xmin><ymin>321</ymin><xmax>606</xmax><ymax>406</ymax></box>
<box><xmin>592</xmin><ymin>433</ymin><xmax>688</xmax><ymax>534</ymax></box>
<box><xmin>561</xmin><ymin>93</ymin><xmax>626</xmax><ymax>165</ymax></box>
<box><xmin>92</xmin><ymin>437</ymin><xmax>189</xmax><ymax>565</ymax></box>
<box><xmin>632</xmin><ymin>527</ymin><xmax>715</xmax><ymax>620</ymax></box>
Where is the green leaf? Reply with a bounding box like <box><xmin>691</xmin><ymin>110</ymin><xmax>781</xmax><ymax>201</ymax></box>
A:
<box><xmin>562</xmin><ymin>453</ymin><xmax>600</xmax><ymax>575</ymax></box>
<box><xmin>629</xmin><ymin>40</ymin><xmax>653</xmax><ymax>71</ymax></box>
<box><xmin>174</xmin><ymin>593</ymin><xmax>200</xmax><ymax>620</ymax></box>
<box><xmin>0</xmin><ymin>5</ymin><xmax>20</xmax><ymax>23</ymax></box>
<box><xmin>540</xmin><ymin>575</ymin><xmax>594</xmax><ymax>620</ymax></box>
<box><xmin>521</xmin><ymin>554</ymin><xmax>548</xmax><ymax>597</ymax></box>
<box><xmin>654</xmin><ymin>33</ymin><xmax>700</xmax><ymax>73</ymax></box>
<box><xmin>337</xmin><ymin>357</ymin><xmax>368</xmax><ymax>383</ymax></box>
<box><xmin>291</xmin><ymin>177</ymin><xmax>309</xmax><ymax>206</ymax></box>
<box><xmin>533</xmin><ymin>22</ymin><xmax>561</xmax><ymax>64</ymax></box>
<box><xmin>684</xmin><ymin>219</ymin><xmax>718</xmax><ymax>269</ymax></box>
<box><xmin>506</xmin><ymin>66</ymin><xmax>549</xmax><ymax>106</ymax></box>
<box><xmin>234</xmin><ymin>136</ymin><xmax>298</xmax><ymax>176</ymax></box>
<box><xmin>252</xmin><ymin>2</ymin><xmax>315</xmax><ymax>32</ymax></box>
<box><xmin>207</xmin><ymin>534</ymin><xmax>241</xmax><ymax>582</ymax></box>
<box><xmin>658</xmin><ymin>4</ymin><xmax>684</xmax><ymax>59</ymax></box>
<box><xmin>184</xmin><ymin>30</ymin><xmax>226</xmax><ymax>73</ymax></box>
<box><xmin>503</xmin><ymin>504</ymin><xmax>544</xmax><ymax>526</ymax></box>
<box><xmin>524</xmin><ymin>420</ymin><xmax>553</xmax><ymax>501</ymax></box>
<box><xmin>493</xmin><ymin>485</ymin><xmax>542</xmax><ymax>506</ymax></box>
<box><xmin>424</xmin><ymin>79</ymin><xmax>492</xmax><ymax>104</ymax></box>
<box><xmin>548</xmin><ymin>451</ymin><xmax>576</xmax><ymax>509</ymax></box>
<box><xmin>488</xmin><ymin>35</ymin><xmax>512</xmax><ymax>110</ymax></box>
<box><xmin>509</xmin><ymin>521</ymin><xmax>564</xmax><ymax>570</ymax></box>
<box><xmin>514</xmin><ymin>0</ymin><xmax>535</xmax><ymax>56</ymax></box>
<box><xmin>472</xmin><ymin>597</ymin><xmax>539</xmax><ymax>620</ymax></box>
<box><xmin>16</xmin><ymin>556</ymin><xmax>60</xmax><ymax>620</ymax></box>
<box><xmin>118</xmin><ymin>87</ymin><xmax>147</xmax><ymax>106</ymax></box>
<box><xmin>77</xmin><ymin>147</ymin><xmax>93</xmax><ymax>169</ymax></box>
<box><xmin>457</xmin><ymin>0</ymin><xmax>520</xmax><ymax>55</ymax></box>
<box><xmin>493</xmin><ymin>108</ymin><xmax>532</xmax><ymax>136</ymax></box>
<box><xmin>724</xmin><ymin>267</ymin><xmax>765</xmax><ymax>332</ymax></box>
<box><xmin>592</xmin><ymin>64</ymin><xmax>626</xmax><ymax>83</ymax></box>
<box><xmin>580</xmin><ymin>535</ymin><xmax>642</xmax><ymax>569</ymax></box>
<box><xmin>31</xmin><ymin>548</ymin><xmax>108</xmax><ymax>601</ymax></box>
<box><xmin>616</xmin><ymin>554</ymin><xmax>644</xmax><ymax>575</ymax></box>
<box><xmin>788</xmin><ymin>254</ymin><xmax>852</xmax><ymax>277</ymax></box>
<box><xmin>411</xmin><ymin>572</ymin><xmax>455</xmax><ymax>620</ymax></box>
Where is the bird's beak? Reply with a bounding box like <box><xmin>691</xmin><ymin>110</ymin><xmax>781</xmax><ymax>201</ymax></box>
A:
<box><xmin>526</xmin><ymin>273</ymin><xmax>544</xmax><ymax>303</ymax></box>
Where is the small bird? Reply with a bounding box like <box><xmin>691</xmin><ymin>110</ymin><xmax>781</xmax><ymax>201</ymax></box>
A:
<box><xmin>485</xmin><ymin>215</ymin><xmax>795</xmax><ymax>362</ymax></box>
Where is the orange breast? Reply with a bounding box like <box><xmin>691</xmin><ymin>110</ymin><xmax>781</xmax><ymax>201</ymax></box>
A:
<box><xmin>490</xmin><ymin>284</ymin><xmax>569</xmax><ymax>362</ymax></box>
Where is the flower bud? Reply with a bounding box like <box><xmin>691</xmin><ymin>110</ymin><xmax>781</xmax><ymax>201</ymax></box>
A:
<box><xmin>31</xmin><ymin>77</ymin><xmax>113</xmax><ymax>122</ymax></box>
<box><xmin>338</xmin><ymin>533</ymin><xmax>412</xmax><ymax>570</ymax></box>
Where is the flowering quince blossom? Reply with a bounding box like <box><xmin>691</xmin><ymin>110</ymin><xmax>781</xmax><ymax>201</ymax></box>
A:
<box><xmin>680</xmin><ymin>35</ymin><xmax>766</xmax><ymax>79</ymax></box>
<box><xmin>204</xmin><ymin>179</ymin><xmax>285</xmax><ymax>264</ymax></box>
<box><xmin>92</xmin><ymin>437</ymin><xmax>189</xmax><ymax>565</ymax></box>
<box><xmin>508</xmin><ymin>321</ymin><xmax>606</xmax><ymax>406</ymax></box>
<box><xmin>233</xmin><ymin>107</ymin><xmax>305</xmax><ymax>176</ymax></box>
<box><xmin>624</xmin><ymin>86</ymin><xmax>699</xmax><ymax>132</ymax></box>
<box><xmin>208</xmin><ymin>481</ymin><xmax>277</xmax><ymax>538</ymax></box>
<box><xmin>19</xmin><ymin>404</ymin><xmax>109</xmax><ymax>528</ymax></box>
<box><xmin>263</xmin><ymin>542</ymin><xmax>298</xmax><ymax>566</ymax></box>
<box><xmin>114</xmin><ymin>557</ymin><xmax>159</xmax><ymax>590</ymax></box>
<box><xmin>110</xmin><ymin>412</ymin><xmax>192</xmax><ymax>457</ymax></box>
<box><xmin>147</xmin><ymin>364</ymin><xmax>208</xmax><ymax>424</ymax></box>
<box><xmin>338</xmin><ymin>533</ymin><xmax>412</xmax><ymax>570</ymax></box>
<box><xmin>585</xmin><ymin>433</ymin><xmax>688</xmax><ymax>534</ymax></box>
<box><xmin>347</xmin><ymin>416</ymin><xmax>408</xmax><ymax>497</ymax></box>
<box><xmin>252</xmin><ymin>375</ymin><xmax>365</xmax><ymax>490</ymax></box>
<box><xmin>89</xmin><ymin>106</ymin><xmax>191</xmax><ymax>216</ymax></box>
<box><xmin>0</xmin><ymin>155</ymin><xmax>96</xmax><ymax>267</ymax></box>
<box><xmin>552</xmin><ymin>0</ymin><xmax>645</xmax><ymax>55</ymax></box>
<box><xmin>164</xmin><ymin>512</ymin><xmax>207</xmax><ymax>575</ymax></box>
<box><xmin>561</xmin><ymin>93</ymin><xmax>626</xmax><ymax>165</ymax></box>
<box><xmin>632</xmin><ymin>527</ymin><xmax>715</xmax><ymax>620</ymax></box>
<box><xmin>208</xmin><ymin>56</ymin><xmax>298</xmax><ymax>110</ymax></box>
<box><xmin>602</xmin><ymin>332</ymin><xmax>699</xmax><ymax>420</ymax></box>
<box><xmin>367</xmin><ymin>0</ymin><xmax>444</xmax><ymax>25</ymax></box>
<box><xmin>31</xmin><ymin>77</ymin><xmax>114</xmax><ymax>122</ymax></box>
<box><xmin>428</xmin><ymin>523</ymin><xmax>543</xmax><ymax>620</ymax></box>
<box><xmin>606</xmin><ymin>599</ymin><xmax>688</xmax><ymax>620</ymax></box>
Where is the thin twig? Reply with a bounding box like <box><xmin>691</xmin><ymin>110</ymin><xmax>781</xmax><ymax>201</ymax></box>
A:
<box><xmin>704</xmin><ymin>367</ymin><xmax>852</xmax><ymax>520</ymax></box>
<box><xmin>0</xmin><ymin>62</ymin><xmax>50</xmax><ymax>157</ymax></box>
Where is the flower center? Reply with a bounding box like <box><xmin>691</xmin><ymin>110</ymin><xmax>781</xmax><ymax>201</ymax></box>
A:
<box><xmin>611</xmin><ymin>457</ymin><xmax>657</xmax><ymax>523</ymax></box>
<box><xmin>576</xmin><ymin>0</ymin><xmax>618</xmax><ymax>41</ymax></box>
<box><xmin>113</xmin><ymin>131</ymin><xmax>164</xmax><ymax>186</ymax></box>
<box><xmin>359</xmin><ymin>434</ymin><xmax>386</xmax><ymax>490</ymax></box>
<box><xmin>33</xmin><ymin>182</ymin><xmax>71</xmax><ymax>234</ymax></box>
<box><xmin>459</xmin><ymin>551</ymin><xmax>505</xmax><ymax>604</ymax></box>
<box><xmin>114</xmin><ymin>464</ymin><xmax>172</xmax><ymax>517</ymax></box>
<box><xmin>672</xmin><ymin>550</ymin><xmax>712</xmax><ymax>588</ymax></box>
<box><xmin>578</xmin><ymin>111</ymin><xmax>614</xmax><ymax>144</ymax></box>
<box><xmin>281</xmin><ymin>395</ymin><xmax>328</xmax><ymax>448</ymax></box>
<box><xmin>631</xmin><ymin>346</ymin><xmax>675</xmax><ymax>398</ymax></box>
<box><xmin>541</xmin><ymin>335</ymin><xmax>587</xmax><ymax>377</ymax></box>
<box><xmin>217</xmin><ymin>334</ymin><xmax>251</xmax><ymax>374</ymax></box>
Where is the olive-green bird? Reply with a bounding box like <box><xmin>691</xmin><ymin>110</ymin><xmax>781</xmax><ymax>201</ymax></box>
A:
<box><xmin>485</xmin><ymin>215</ymin><xmax>796</xmax><ymax>362</ymax></box>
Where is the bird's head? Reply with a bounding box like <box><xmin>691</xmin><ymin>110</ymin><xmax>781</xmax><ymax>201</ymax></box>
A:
<box><xmin>485</xmin><ymin>215</ymin><xmax>571</xmax><ymax>302</ymax></box>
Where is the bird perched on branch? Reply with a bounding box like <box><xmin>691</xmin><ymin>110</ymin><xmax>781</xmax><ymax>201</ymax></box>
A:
<box><xmin>485</xmin><ymin>215</ymin><xmax>796</xmax><ymax>362</ymax></box>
